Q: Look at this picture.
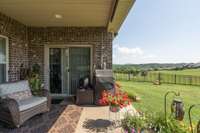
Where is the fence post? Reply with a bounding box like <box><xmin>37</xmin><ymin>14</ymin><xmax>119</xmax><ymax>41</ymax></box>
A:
<box><xmin>174</xmin><ymin>74</ymin><xmax>176</xmax><ymax>84</ymax></box>
<box><xmin>128</xmin><ymin>73</ymin><xmax>131</xmax><ymax>81</ymax></box>
<box><xmin>158</xmin><ymin>72</ymin><xmax>161</xmax><ymax>83</ymax></box>
<box><xmin>189</xmin><ymin>77</ymin><xmax>192</xmax><ymax>85</ymax></box>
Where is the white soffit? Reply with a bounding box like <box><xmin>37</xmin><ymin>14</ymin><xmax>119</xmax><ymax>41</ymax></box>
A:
<box><xmin>0</xmin><ymin>0</ymin><xmax>113</xmax><ymax>27</ymax></box>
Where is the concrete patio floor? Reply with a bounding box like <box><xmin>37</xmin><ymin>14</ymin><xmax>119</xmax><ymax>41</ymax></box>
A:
<box><xmin>75</xmin><ymin>105</ymin><xmax>137</xmax><ymax>133</ymax></box>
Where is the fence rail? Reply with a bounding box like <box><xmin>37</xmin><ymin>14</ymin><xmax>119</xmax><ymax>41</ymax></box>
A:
<box><xmin>114</xmin><ymin>72</ymin><xmax>200</xmax><ymax>86</ymax></box>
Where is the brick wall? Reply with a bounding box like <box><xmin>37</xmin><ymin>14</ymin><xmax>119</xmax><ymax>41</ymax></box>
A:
<box><xmin>28</xmin><ymin>27</ymin><xmax>113</xmax><ymax>80</ymax></box>
<box><xmin>0</xmin><ymin>12</ymin><xmax>28</xmax><ymax>81</ymax></box>
<box><xmin>0</xmin><ymin>12</ymin><xmax>113</xmax><ymax>82</ymax></box>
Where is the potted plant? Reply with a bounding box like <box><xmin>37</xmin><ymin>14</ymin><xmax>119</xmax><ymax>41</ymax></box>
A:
<box><xmin>28</xmin><ymin>63</ymin><xmax>43</xmax><ymax>95</ymax></box>
<box><xmin>99</xmin><ymin>90</ymin><xmax>132</xmax><ymax>112</ymax></box>
<box><xmin>29</xmin><ymin>74</ymin><xmax>42</xmax><ymax>95</ymax></box>
<box><xmin>122</xmin><ymin>113</ymin><xmax>147</xmax><ymax>133</ymax></box>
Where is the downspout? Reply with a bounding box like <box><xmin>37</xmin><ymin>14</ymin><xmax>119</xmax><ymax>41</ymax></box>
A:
<box><xmin>101</xmin><ymin>31</ymin><xmax>104</xmax><ymax>69</ymax></box>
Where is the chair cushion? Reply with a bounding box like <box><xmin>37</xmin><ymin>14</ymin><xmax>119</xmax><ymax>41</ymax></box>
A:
<box><xmin>0</xmin><ymin>80</ymin><xmax>32</xmax><ymax>99</ymax></box>
<box><xmin>6</xmin><ymin>90</ymin><xmax>32</xmax><ymax>101</ymax></box>
<box><xmin>17</xmin><ymin>96</ymin><xmax>47</xmax><ymax>111</ymax></box>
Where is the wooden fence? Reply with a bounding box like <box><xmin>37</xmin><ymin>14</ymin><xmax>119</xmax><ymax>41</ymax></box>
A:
<box><xmin>114</xmin><ymin>72</ymin><xmax>200</xmax><ymax>86</ymax></box>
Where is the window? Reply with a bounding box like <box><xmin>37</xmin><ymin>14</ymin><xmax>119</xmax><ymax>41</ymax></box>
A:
<box><xmin>0</xmin><ymin>36</ymin><xmax>8</xmax><ymax>83</ymax></box>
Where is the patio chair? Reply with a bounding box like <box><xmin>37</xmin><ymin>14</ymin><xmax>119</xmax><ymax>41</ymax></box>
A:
<box><xmin>0</xmin><ymin>80</ymin><xmax>51</xmax><ymax>127</ymax></box>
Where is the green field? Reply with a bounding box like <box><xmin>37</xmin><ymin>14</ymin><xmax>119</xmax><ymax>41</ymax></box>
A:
<box><xmin>114</xmin><ymin>68</ymin><xmax>200</xmax><ymax>86</ymax></box>
<box><xmin>152</xmin><ymin>68</ymin><xmax>200</xmax><ymax>76</ymax></box>
<box><xmin>119</xmin><ymin>81</ymin><xmax>200</xmax><ymax>124</ymax></box>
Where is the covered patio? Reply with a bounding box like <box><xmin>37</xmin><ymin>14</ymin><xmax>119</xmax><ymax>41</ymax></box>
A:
<box><xmin>0</xmin><ymin>0</ymin><xmax>135</xmax><ymax>132</ymax></box>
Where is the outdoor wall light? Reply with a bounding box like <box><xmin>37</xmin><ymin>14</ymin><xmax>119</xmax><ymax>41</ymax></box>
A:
<box><xmin>55</xmin><ymin>14</ymin><xmax>63</xmax><ymax>19</ymax></box>
<box><xmin>164</xmin><ymin>91</ymin><xmax>184</xmax><ymax>122</ymax></box>
<box><xmin>171</xmin><ymin>98</ymin><xmax>184</xmax><ymax>121</ymax></box>
<box><xmin>188</xmin><ymin>104</ymin><xmax>200</xmax><ymax>133</ymax></box>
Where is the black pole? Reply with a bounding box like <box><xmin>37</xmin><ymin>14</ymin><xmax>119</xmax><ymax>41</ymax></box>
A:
<box><xmin>164</xmin><ymin>91</ymin><xmax>180</xmax><ymax>122</ymax></box>
<box><xmin>188</xmin><ymin>104</ymin><xmax>200</xmax><ymax>133</ymax></box>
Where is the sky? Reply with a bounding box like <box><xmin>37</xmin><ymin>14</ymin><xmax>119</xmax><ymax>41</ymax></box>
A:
<box><xmin>113</xmin><ymin>0</ymin><xmax>200</xmax><ymax>64</ymax></box>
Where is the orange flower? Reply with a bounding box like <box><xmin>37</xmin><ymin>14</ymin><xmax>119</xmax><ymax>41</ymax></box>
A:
<box><xmin>98</xmin><ymin>89</ymin><xmax>132</xmax><ymax>107</ymax></box>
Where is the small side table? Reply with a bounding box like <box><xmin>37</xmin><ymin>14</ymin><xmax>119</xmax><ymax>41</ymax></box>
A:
<box><xmin>76</xmin><ymin>89</ymin><xmax>94</xmax><ymax>105</ymax></box>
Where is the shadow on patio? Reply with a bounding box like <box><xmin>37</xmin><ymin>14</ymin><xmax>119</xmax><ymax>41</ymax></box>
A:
<box><xmin>0</xmin><ymin>103</ymin><xmax>82</xmax><ymax>133</ymax></box>
<box><xmin>82</xmin><ymin>119</ymin><xmax>113</xmax><ymax>132</ymax></box>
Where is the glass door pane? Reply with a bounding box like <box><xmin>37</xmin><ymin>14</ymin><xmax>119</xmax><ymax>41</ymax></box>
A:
<box><xmin>69</xmin><ymin>48</ymin><xmax>90</xmax><ymax>95</ymax></box>
<box><xmin>49</xmin><ymin>48</ymin><xmax>62</xmax><ymax>94</ymax></box>
<box><xmin>62</xmin><ymin>48</ymin><xmax>69</xmax><ymax>95</ymax></box>
<box><xmin>0</xmin><ymin>64</ymin><xmax>6</xmax><ymax>83</ymax></box>
<box><xmin>0</xmin><ymin>37</ymin><xmax>6</xmax><ymax>83</ymax></box>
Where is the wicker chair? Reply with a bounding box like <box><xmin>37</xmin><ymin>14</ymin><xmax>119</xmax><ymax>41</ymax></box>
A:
<box><xmin>0</xmin><ymin>80</ymin><xmax>51</xmax><ymax>127</ymax></box>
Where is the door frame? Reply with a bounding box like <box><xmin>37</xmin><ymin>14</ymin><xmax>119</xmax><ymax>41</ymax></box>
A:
<box><xmin>0</xmin><ymin>35</ymin><xmax>9</xmax><ymax>82</ymax></box>
<box><xmin>44</xmin><ymin>44</ymin><xmax>93</xmax><ymax>98</ymax></box>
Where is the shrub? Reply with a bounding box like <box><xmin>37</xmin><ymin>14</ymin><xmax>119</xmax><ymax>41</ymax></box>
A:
<box><xmin>121</xmin><ymin>112</ymin><xmax>190</xmax><ymax>133</ymax></box>
<box><xmin>121</xmin><ymin>113</ymin><xmax>146</xmax><ymax>133</ymax></box>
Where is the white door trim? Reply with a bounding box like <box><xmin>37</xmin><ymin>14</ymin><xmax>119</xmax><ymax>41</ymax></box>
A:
<box><xmin>0</xmin><ymin>35</ymin><xmax>9</xmax><ymax>82</ymax></box>
<box><xmin>44</xmin><ymin>44</ymin><xmax>93</xmax><ymax>97</ymax></box>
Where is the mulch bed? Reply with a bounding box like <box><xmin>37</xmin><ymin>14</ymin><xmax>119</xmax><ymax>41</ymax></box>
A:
<box><xmin>0</xmin><ymin>102</ymin><xmax>83</xmax><ymax>133</ymax></box>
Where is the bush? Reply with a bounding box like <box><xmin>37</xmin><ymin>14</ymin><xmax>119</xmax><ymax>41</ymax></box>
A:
<box><xmin>121</xmin><ymin>113</ymin><xmax>146</xmax><ymax>133</ymax></box>
<box><xmin>121</xmin><ymin>112</ymin><xmax>190</xmax><ymax>133</ymax></box>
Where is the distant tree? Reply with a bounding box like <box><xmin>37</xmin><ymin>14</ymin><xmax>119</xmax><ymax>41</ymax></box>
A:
<box><xmin>141</xmin><ymin>70</ymin><xmax>148</xmax><ymax>81</ymax></box>
<box><xmin>130</xmin><ymin>69</ymin><xmax>140</xmax><ymax>77</ymax></box>
<box><xmin>153</xmin><ymin>68</ymin><xmax>158</xmax><ymax>71</ymax></box>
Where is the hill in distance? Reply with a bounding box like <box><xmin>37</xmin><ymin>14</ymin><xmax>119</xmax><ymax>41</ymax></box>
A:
<box><xmin>113</xmin><ymin>62</ymin><xmax>200</xmax><ymax>71</ymax></box>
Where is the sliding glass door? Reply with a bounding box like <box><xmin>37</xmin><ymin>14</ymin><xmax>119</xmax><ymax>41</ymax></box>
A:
<box><xmin>49</xmin><ymin>47</ymin><xmax>90</xmax><ymax>96</ymax></box>
<box><xmin>0</xmin><ymin>37</ymin><xmax>7</xmax><ymax>84</ymax></box>
<box><xmin>69</xmin><ymin>48</ymin><xmax>90</xmax><ymax>94</ymax></box>
<box><xmin>62</xmin><ymin>48</ymin><xmax>69</xmax><ymax>94</ymax></box>
<box><xmin>49</xmin><ymin>48</ymin><xmax>62</xmax><ymax>94</ymax></box>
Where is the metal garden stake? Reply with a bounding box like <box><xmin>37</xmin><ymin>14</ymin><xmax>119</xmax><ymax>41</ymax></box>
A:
<box><xmin>188</xmin><ymin>104</ymin><xmax>200</xmax><ymax>133</ymax></box>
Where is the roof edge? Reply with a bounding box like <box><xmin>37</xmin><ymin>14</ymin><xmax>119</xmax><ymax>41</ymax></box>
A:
<box><xmin>107</xmin><ymin>0</ymin><xmax>135</xmax><ymax>34</ymax></box>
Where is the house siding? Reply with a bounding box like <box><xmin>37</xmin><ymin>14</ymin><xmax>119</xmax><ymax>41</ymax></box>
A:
<box><xmin>0</xmin><ymin>12</ymin><xmax>113</xmax><ymax>82</ymax></box>
<box><xmin>0</xmin><ymin>12</ymin><xmax>29</xmax><ymax>82</ymax></box>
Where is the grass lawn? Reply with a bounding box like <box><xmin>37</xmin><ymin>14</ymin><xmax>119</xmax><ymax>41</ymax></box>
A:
<box><xmin>152</xmin><ymin>68</ymin><xmax>200</xmax><ymax>76</ymax></box>
<box><xmin>119</xmin><ymin>81</ymin><xmax>200</xmax><ymax>124</ymax></box>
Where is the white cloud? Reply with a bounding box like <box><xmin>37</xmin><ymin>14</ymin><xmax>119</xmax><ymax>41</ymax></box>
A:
<box><xmin>113</xmin><ymin>45</ymin><xmax>158</xmax><ymax>64</ymax></box>
<box><xmin>117</xmin><ymin>47</ymin><xmax>144</xmax><ymax>56</ymax></box>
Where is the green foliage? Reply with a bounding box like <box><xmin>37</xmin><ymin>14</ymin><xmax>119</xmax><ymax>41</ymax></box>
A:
<box><xmin>120</xmin><ymin>81</ymin><xmax>200</xmax><ymax>124</ymax></box>
<box><xmin>32</xmin><ymin>63</ymin><xmax>40</xmax><ymax>74</ymax></box>
<box><xmin>140</xmin><ymin>71</ymin><xmax>148</xmax><ymax>77</ymax></box>
<box><xmin>113</xmin><ymin>63</ymin><xmax>200</xmax><ymax>74</ymax></box>
<box><xmin>121</xmin><ymin>113</ymin><xmax>146</xmax><ymax>132</ymax></box>
<box><xmin>153</xmin><ymin>68</ymin><xmax>200</xmax><ymax>76</ymax></box>
<box><xmin>28</xmin><ymin>63</ymin><xmax>42</xmax><ymax>95</ymax></box>
<box><xmin>113</xmin><ymin>65</ymin><xmax>141</xmax><ymax>75</ymax></box>
<box><xmin>146</xmin><ymin>112</ymin><xmax>189</xmax><ymax>133</ymax></box>
<box><xmin>29</xmin><ymin>74</ymin><xmax>42</xmax><ymax>95</ymax></box>
<box><xmin>122</xmin><ymin>112</ymin><xmax>190</xmax><ymax>133</ymax></box>
<box><xmin>114</xmin><ymin>69</ymin><xmax>200</xmax><ymax>86</ymax></box>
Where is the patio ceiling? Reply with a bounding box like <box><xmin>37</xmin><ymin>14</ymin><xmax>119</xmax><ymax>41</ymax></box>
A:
<box><xmin>0</xmin><ymin>0</ymin><xmax>135</xmax><ymax>33</ymax></box>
